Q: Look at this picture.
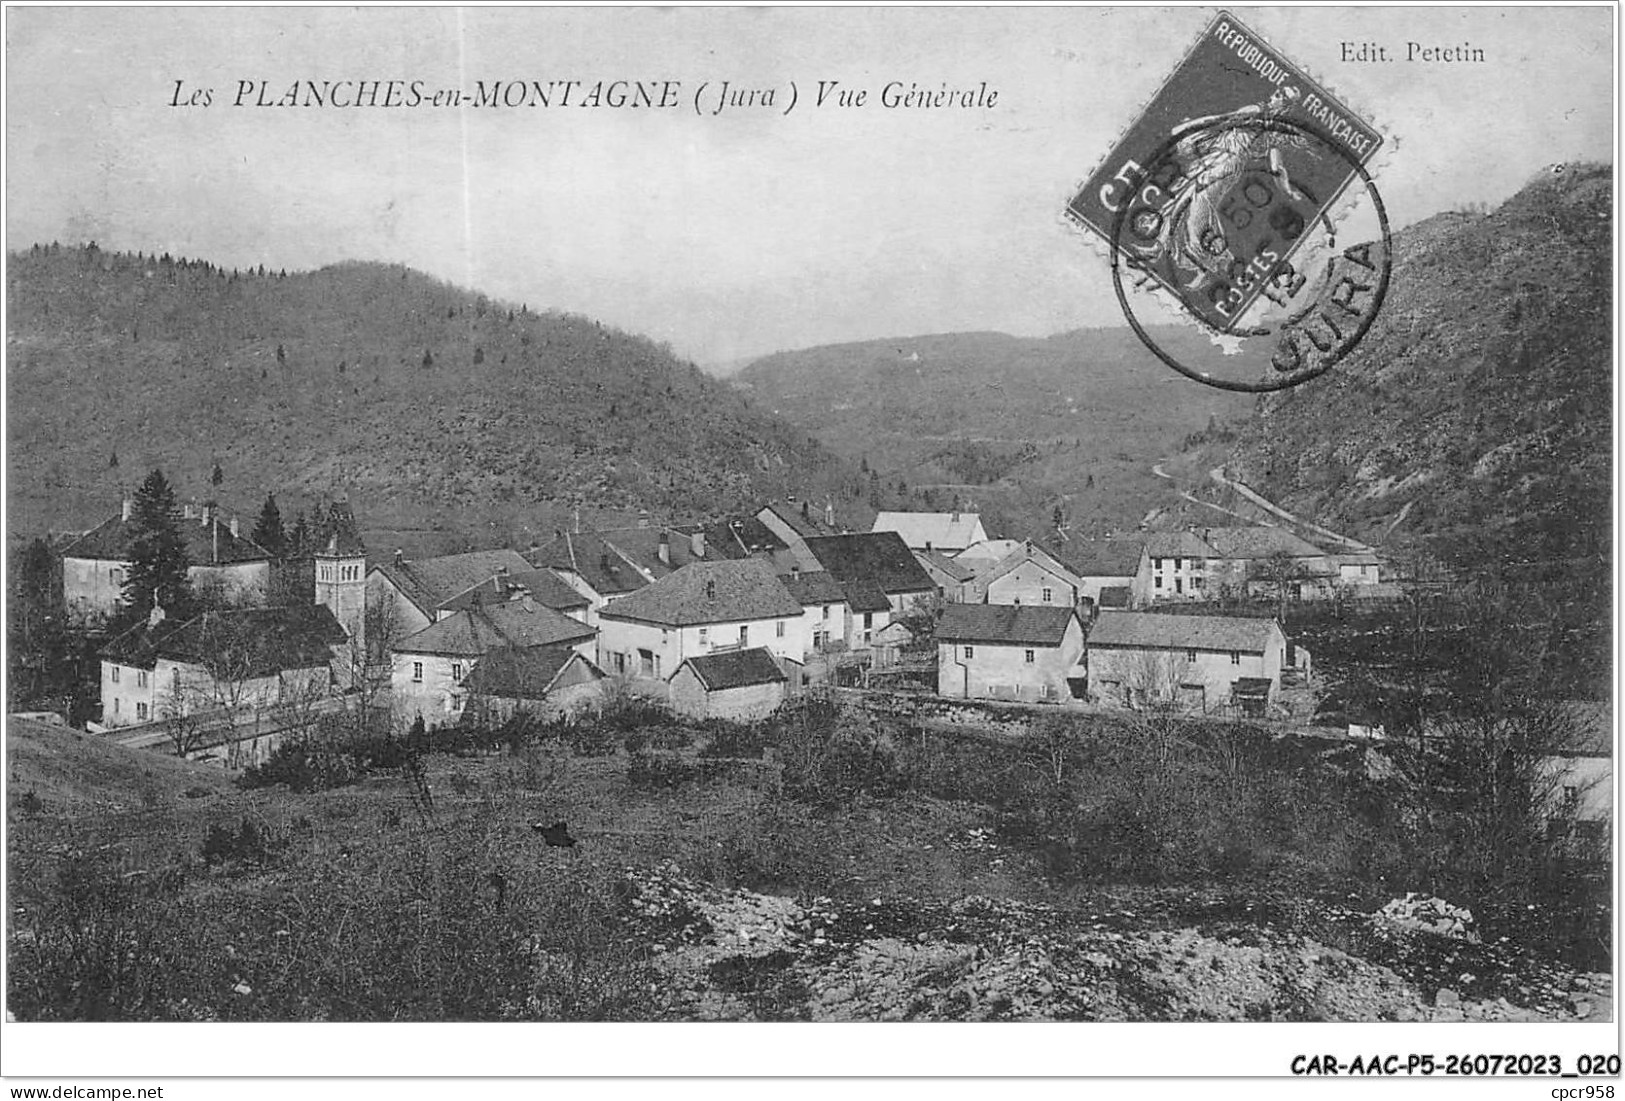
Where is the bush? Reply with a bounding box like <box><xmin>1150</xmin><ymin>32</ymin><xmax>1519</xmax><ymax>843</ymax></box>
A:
<box><xmin>697</xmin><ymin>719</ymin><xmax>769</xmax><ymax>759</ymax></box>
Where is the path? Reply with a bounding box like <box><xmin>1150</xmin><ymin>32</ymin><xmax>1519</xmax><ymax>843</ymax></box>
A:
<box><xmin>1208</xmin><ymin>467</ymin><xmax>1372</xmax><ymax>551</ymax></box>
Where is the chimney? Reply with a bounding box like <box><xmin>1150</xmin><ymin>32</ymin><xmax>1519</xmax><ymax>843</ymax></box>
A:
<box><xmin>690</xmin><ymin>530</ymin><xmax>706</xmax><ymax>559</ymax></box>
<box><xmin>658</xmin><ymin>530</ymin><xmax>671</xmax><ymax>565</ymax></box>
<box><xmin>182</xmin><ymin>502</ymin><xmax>195</xmax><ymax>521</ymax></box>
<box><xmin>394</xmin><ymin>549</ymin><xmax>404</xmax><ymax>567</ymax></box>
<box><xmin>825</xmin><ymin>499</ymin><xmax>835</xmax><ymax>529</ymax></box>
<box><xmin>498</xmin><ymin>563</ymin><xmax>510</xmax><ymax>577</ymax></box>
<box><xmin>520</xmin><ymin>595</ymin><xmax>537</xmax><ymax>612</ymax></box>
<box><xmin>951</xmin><ymin>510</ymin><xmax>960</xmax><ymax>523</ymax></box>
<box><xmin>801</xmin><ymin>501</ymin><xmax>810</xmax><ymax>521</ymax></box>
<box><xmin>121</xmin><ymin>497</ymin><xmax>132</xmax><ymax>523</ymax></box>
<box><xmin>573</xmin><ymin>509</ymin><xmax>582</xmax><ymax>534</ymax></box>
<box><xmin>705</xmin><ymin>579</ymin><xmax>717</xmax><ymax>601</ymax></box>
<box><xmin>229</xmin><ymin>517</ymin><xmax>240</xmax><ymax>539</ymax></box>
<box><xmin>211</xmin><ymin>516</ymin><xmax>219</xmax><ymax>563</ymax></box>
<box><xmin>638</xmin><ymin>509</ymin><xmax>650</xmax><ymax>529</ymax></box>
<box><xmin>147</xmin><ymin>599</ymin><xmax>165</xmax><ymax>629</ymax></box>
<box><xmin>925</xmin><ymin>540</ymin><xmax>932</xmax><ymax>554</ymax></box>
<box><xmin>790</xmin><ymin>564</ymin><xmax>800</xmax><ymax>578</ymax></box>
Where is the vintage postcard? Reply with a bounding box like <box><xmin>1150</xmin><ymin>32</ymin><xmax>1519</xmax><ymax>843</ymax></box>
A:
<box><xmin>3</xmin><ymin>4</ymin><xmax>1616</xmax><ymax>1091</ymax></box>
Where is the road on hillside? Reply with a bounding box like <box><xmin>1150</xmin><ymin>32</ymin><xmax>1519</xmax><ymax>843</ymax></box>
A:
<box><xmin>1208</xmin><ymin>467</ymin><xmax>1371</xmax><ymax>551</ymax></box>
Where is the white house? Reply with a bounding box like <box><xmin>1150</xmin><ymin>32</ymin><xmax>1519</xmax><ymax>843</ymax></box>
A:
<box><xmin>1199</xmin><ymin>527</ymin><xmax>1338</xmax><ymax>601</ymax></box>
<box><xmin>935</xmin><ymin>604</ymin><xmax>1087</xmax><ymax>704</ymax></box>
<box><xmin>99</xmin><ymin>604</ymin><xmax>346</xmax><ymax>729</ymax></box>
<box><xmin>871</xmin><ymin>511</ymin><xmax>988</xmax><ymax>554</ymax></box>
<box><xmin>391</xmin><ymin>598</ymin><xmax>597</xmax><ymax>723</ymax></box>
<box><xmin>1333</xmin><ymin>550</ymin><xmax>1385</xmax><ymax>588</ymax></box>
<box><xmin>595</xmin><ymin>559</ymin><xmax>806</xmax><ymax>683</ymax></box>
<box><xmin>779</xmin><ymin>569</ymin><xmax>852</xmax><ymax>656</ymax></box>
<box><xmin>63</xmin><ymin>499</ymin><xmax>272</xmax><ymax>628</ymax></box>
<box><xmin>1086</xmin><ymin>611</ymin><xmax>1287</xmax><ymax>715</ymax></box>
<box><xmin>965</xmin><ymin>540</ymin><xmax>1084</xmax><ymax>608</ymax></box>
<box><xmin>1130</xmin><ymin>531</ymin><xmax>1218</xmax><ymax>607</ymax></box>
<box><xmin>667</xmin><ymin>647</ymin><xmax>789</xmax><ymax>722</ymax></box>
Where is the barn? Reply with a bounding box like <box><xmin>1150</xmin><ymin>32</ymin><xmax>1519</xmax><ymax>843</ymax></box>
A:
<box><xmin>667</xmin><ymin>647</ymin><xmax>788</xmax><ymax>722</ymax></box>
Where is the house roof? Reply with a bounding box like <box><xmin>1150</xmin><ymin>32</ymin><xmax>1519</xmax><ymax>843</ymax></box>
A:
<box><xmin>1063</xmin><ymin>539</ymin><xmax>1145</xmax><ymax>577</ymax></box>
<box><xmin>1087</xmin><ymin>611</ymin><xmax>1280</xmax><ymax>653</ymax></box>
<box><xmin>974</xmin><ymin>541</ymin><xmax>1083</xmax><ymax>588</ymax></box>
<box><xmin>1143</xmin><ymin>531</ymin><xmax>1219</xmax><ymax>559</ymax></box>
<box><xmin>1199</xmin><ymin>526</ymin><xmax>1327</xmax><ymax>560</ymax></box>
<box><xmin>312</xmin><ymin>498</ymin><xmax>366</xmax><ymax>557</ymax></box>
<box><xmin>871</xmin><ymin>511</ymin><xmax>985</xmax><ymax>550</ymax></box>
<box><xmin>780</xmin><ymin>570</ymin><xmax>848</xmax><ymax>607</ymax></box>
<box><xmin>760</xmin><ymin>500</ymin><xmax>841</xmax><ymax>539</ymax></box>
<box><xmin>954</xmin><ymin>538</ymin><xmax>1023</xmax><ymax>567</ymax></box>
<box><xmin>64</xmin><ymin>510</ymin><xmax>271</xmax><ymax>567</ymax></box>
<box><xmin>599</xmin><ymin>559</ymin><xmax>803</xmax><ymax>627</ymax></box>
<box><xmin>103</xmin><ymin>604</ymin><xmax>346</xmax><ymax>677</ymax></box>
<box><xmin>373</xmin><ymin>549</ymin><xmax>535</xmax><ymax>617</ymax></box>
<box><xmin>529</xmin><ymin>530</ymin><xmax>652</xmax><ymax>596</ymax></box>
<box><xmin>936</xmin><ymin>604</ymin><xmax>1079</xmax><ymax>647</ymax></box>
<box><xmin>915</xmin><ymin>549</ymin><xmax>974</xmax><ymax>583</ymax></box>
<box><xmin>701</xmin><ymin>516</ymin><xmax>788</xmax><ymax>560</ymax></box>
<box><xmin>673</xmin><ymin>647</ymin><xmax>787</xmax><ymax>691</ymax></box>
<box><xmin>396</xmin><ymin>600</ymin><xmax>595</xmax><ymax>657</ymax></box>
<box><xmin>804</xmin><ymin>532</ymin><xmax>935</xmax><ymax>596</ymax></box>
<box><xmin>438</xmin><ymin>567</ymin><xmax>589</xmax><ymax>614</ymax></box>
<box><xmin>1098</xmin><ymin>585</ymin><xmax>1132</xmax><ymax>608</ymax></box>
<box><xmin>839</xmin><ymin>578</ymin><xmax>893</xmax><ymax>614</ymax></box>
<box><xmin>465</xmin><ymin>645</ymin><xmax>601</xmax><ymax>700</ymax></box>
<box><xmin>1336</xmin><ymin>551</ymin><xmax>1384</xmax><ymax>567</ymax></box>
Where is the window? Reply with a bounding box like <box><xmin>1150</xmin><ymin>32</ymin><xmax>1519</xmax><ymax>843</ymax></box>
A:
<box><xmin>1024</xmin><ymin>649</ymin><xmax>1035</xmax><ymax>664</ymax></box>
<box><xmin>964</xmin><ymin>646</ymin><xmax>975</xmax><ymax>660</ymax></box>
<box><xmin>822</xmin><ymin>604</ymin><xmax>830</xmax><ymax>621</ymax></box>
<box><xmin>613</xmin><ymin>652</ymin><xmax>627</xmax><ymax>674</ymax></box>
<box><xmin>739</xmin><ymin>626</ymin><xmax>749</xmax><ymax>645</ymax></box>
<box><xmin>138</xmin><ymin>670</ymin><xmax>148</xmax><ymax>688</ymax></box>
<box><xmin>114</xmin><ymin>698</ymin><xmax>121</xmax><ymax>714</ymax></box>
<box><xmin>136</xmin><ymin>702</ymin><xmax>148</xmax><ymax>721</ymax></box>
<box><xmin>776</xmin><ymin>621</ymin><xmax>785</xmax><ymax>638</ymax></box>
<box><xmin>640</xmin><ymin>649</ymin><xmax>655</xmax><ymax>677</ymax></box>
<box><xmin>1153</xmin><ymin>557</ymin><xmax>1163</xmax><ymax>571</ymax></box>
<box><xmin>699</xmin><ymin>627</ymin><xmax>709</xmax><ymax>645</ymax></box>
<box><xmin>1154</xmin><ymin>576</ymin><xmax>1163</xmax><ymax>589</ymax></box>
<box><xmin>863</xmin><ymin>612</ymin><xmax>873</xmax><ymax>629</ymax></box>
<box><xmin>1563</xmin><ymin>786</ymin><xmax>1580</xmax><ymax>813</ymax></box>
<box><xmin>1042</xmin><ymin>587</ymin><xmax>1054</xmax><ymax>603</ymax></box>
<box><xmin>1192</xmin><ymin>576</ymin><xmax>1203</xmax><ymax>589</ymax></box>
<box><xmin>1230</xmin><ymin>651</ymin><xmax>1241</xmax><ymax>665</ymax></box>
<box><xmin>413</xmin><ymin>661</ymin><xmax>424</xmax><ymax>682</ymax></box>
<box><xmin>111</xmin><ymin>666</ymin><xmax>120</xmax><ymax>683</ymax></box>
<box><xmin>450</xmin><ymin>694</ymin><xmax>464</xmax><ymax>713</ymax></box>
<box><xmin>1173</xmin><ymin>557</ymin><xmax>1182</xmax><ymax>570</ymax></box>
<box><xmin>813</xmin><ymin>630</ymin><xmax>826</xmax><ymax>649</ymax></box>
<box><xmin>1175</xmin><ymin>578</ymin><xmax>1183</xmax><ymax>594</ymax></box>
<box><xmin>1186</xmin><ymin>649</ymin><xmax>1197</xmax><ymax>663</ymax></box>
<box><xmin>451</xmin><ymin>663</ymin><xmax>464</xmax><ymax>685</ymax></box>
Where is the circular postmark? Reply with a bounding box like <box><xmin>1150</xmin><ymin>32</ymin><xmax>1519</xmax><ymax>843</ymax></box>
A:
<box><xmin>1107</xmin><ymin>114</ymin><xmax>1392</xmax><ymax>393</ymax></box>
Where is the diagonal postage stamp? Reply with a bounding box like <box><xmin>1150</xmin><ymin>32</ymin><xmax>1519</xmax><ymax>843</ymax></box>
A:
<box><xmin>1067</xmin><ymin>10</ymin><xmax>1386</xmax><ymax>343</ymax></box>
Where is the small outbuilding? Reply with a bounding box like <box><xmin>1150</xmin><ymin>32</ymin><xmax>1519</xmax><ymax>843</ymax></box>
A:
<box><xmin>667</xmin><ymin>647</ymin><xmax>788</xmax><ymax>722</ymax></box>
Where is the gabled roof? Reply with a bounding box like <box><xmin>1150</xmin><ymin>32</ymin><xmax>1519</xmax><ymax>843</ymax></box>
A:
<box><xmin>1098</xmin><ymin>585</ymin><xmax>1132</xmax><ymax>608</ymax></box>
<box><xmin>954</xmin><ymin>538</ymin><xmax>1023</xmax><ymax>568</ymax></box>
<box><xmin>974</xmin><ymin>541</ymin><xmax>1083</xmax><ymax>588</ymax></box>
<box><xmin>1087</xmin><ymin>611</ymin><xmax>1280</xmax><ymax>653</ymax></box>
<box><xmin>396</xmin><ymin>600</ymin><xmax>595</xmax><ymax>657</ymax></box>
<box><xmin>840</xmin><ymin>578</ymin><xmax>893</xmax><ymax>614</ymax></box>
<box><xmin>760</xmin><ymin>500</ymin><xmax>841</xmax><ymax>539</ymax></box>
<box><xmin>64</xmin><ymin>510</ymin><xmax>271</xmax><ymax>567</ymax></box>
<box><xmin>1199</xmin><ymin>526</ymin><xmax>1327</xmax><ymax>560</ymax></box>
<box><xmin>936</xmin><ymin>604</ymin><xmax>1079</xmax><ymax>647</ymax></box>
<box><xmin>598</xmin><ymin>559</ymin><xmax>803</xmax><ymax>628</ymax></box>
<box><xmin>915</xmin><ymin>549</ymin><xmax>974</xmax><ymax>584</ymax></box>
<box><xmin>871</xmin><ymin>511</ymin><xmax>986</xmax><ymax>550</ymax></box>
<box><xmin>372</xmin><ymin>549</ymin><xmax>533</xmax><ymax>617</ymax></box>
<box><xmin>465</xmin><ymin>645</ymin><xmax>602</xmax><ymax>700</ymax></box>
<box><xmin>779</xmin><ymin>570</ymin><xmax>848</xmax><ymax>607</ymax></box>
<box><xmin>103</xmin><ymin>605</ymin><xmax>346</xmax><ymax>677</ymax></box>
<box><xmin>701</xmin><ymin>516</ymin><xmax>788</xmax><ymax>560</ymax></box>
<box><xmin>1062</xmin><ymin>539</ymin><xmax>1144</xmax><ymax>577</ymax></box>
<box><xmin>673</xmin><ymin>647</ymin><xmax>787</xmax><ymax>691</ymax></box>
<box><xmin>804</xmin><ymin>532</ymin><xmax>935</xmax><ymax>596</ymax></box>
<box><xmin>1143</xmin><ymin>531</ymin><xmax>1219</xmax><ymax>559</ymax></box>
<box><xmin>438</xmin><ymin>568</ymin><xmax>589</xmax><ymax>615</ymax></box>
<box><xmin>529</xmin><ymin>530</ymin><xmax>652</xmax><ymax>596</ymax></box>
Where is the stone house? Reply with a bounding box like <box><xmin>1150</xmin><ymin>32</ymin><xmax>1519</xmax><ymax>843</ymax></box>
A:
<box><xmin>529</xmin><ymin>526</ymin><xmax>716</xmax><ymax>624</ymax></box>
<box><xmin>1130</xmin><ymin>531</ymin><xmax>1218</xmax><ymax>607</ymax></box>
<box><xmin>595</xmin><ymin>559</ymin><xmax>805</xmax><ymax>683</ymax></box>
<box><xmin>779</xmin><ymin>569</ymin><xmax>852</xmax><ymax>656</ymax></box>
<box><xmin>63</xmin><ymin>498</ymin><xmax>272</xmax><ymax>628</ymax></box>
<box><xmin>1198</xmin><ymin>527</ymin><xmax>1337</xmax><ymax>601</ymax></box>
<box><xmin>463</xmin><ymin>645</ymin><xmax>606</xmax><ymax>725</ymax></box>
<box><xmin>667</xmin><ymin>647</ymin><xmax>789</xmax><ymax>722</ymax></box>
<box><xmin>913</xmin><ymin>549</ymin><xmax>974</xmax><ymax>603</ymax></box>
<box><xmin>803</xmin><ymin>531</ymin><xmax>936</xmax><ymax>618</ymax></box>
<box><xmin>391</xmin><ymin>598</ymin><xmax>597</xmax><ymax>724</ymax></box>
<box><xmin>368</xmin><ymin>548</ymin><xmax>534</xmax><ymax>639</ymax></box>
<box><xmin>99</xmin><ymin>604</ymin><xmax>346</xmax><ymax>729</ymax></box>
<box><xmin>964</xmin><ymin>540</ymin><xmax>1084</xmax><ymax>609</ymax></box>
<box><xmin>1086</xmin><ymin>611</ymin><xmax>1287</xmax><ymax>714</ymax></box>
<box><xmin>935</xmin><ymin>604</ymin><xmax>1087</xmax><ymax>704</ymax></box>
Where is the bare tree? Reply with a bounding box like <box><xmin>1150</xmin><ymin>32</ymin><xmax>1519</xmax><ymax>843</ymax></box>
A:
<box><xmin>159</xmin><ymin>678</ymin><xmax>208</xmax><ymax>757</ymax></box>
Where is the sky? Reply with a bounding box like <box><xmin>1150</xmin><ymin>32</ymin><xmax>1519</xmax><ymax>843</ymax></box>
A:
<box><xmin>5</xmin><ymin>5</ymin><xmax>1615</xmax><ymax>368</ymax></box>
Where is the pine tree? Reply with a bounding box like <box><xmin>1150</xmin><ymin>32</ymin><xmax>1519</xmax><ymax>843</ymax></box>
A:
<box><xmin>108</xmin><ymin>450</ymin><xmax>119</xmax><ymax>470</ymax></box>
<box><xmin>289</xmin><ymin>510</ymin><xmax>311</xmax><ymax>557</ymax></box>
<box><xmin>252</xmin><ymin>493</ymin><xmax>287</xmax><ymax>557</ymax></box>
<box><xmin>120</xmin><ymin>469</ymin><xmax>194</xmax><ymax>625</ymax></box>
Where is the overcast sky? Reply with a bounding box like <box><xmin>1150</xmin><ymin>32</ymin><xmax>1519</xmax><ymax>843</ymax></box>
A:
<box><xmin>6</xmin><ymin>6</ymin><xmax>1614</xmax><ymax>367</ymax></box>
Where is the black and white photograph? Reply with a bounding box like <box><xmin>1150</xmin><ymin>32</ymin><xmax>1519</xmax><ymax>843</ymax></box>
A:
<box><xmin>2</xmin><ymin>3</ymin><xmax>1618</xmax><ymax>1087</ymax></box>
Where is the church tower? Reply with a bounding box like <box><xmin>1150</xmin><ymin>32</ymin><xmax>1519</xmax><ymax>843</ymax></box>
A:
<box><xmin>313</xmin><ymin>495</ymin><xmax>367</xmax><ymax>653</ymax></box>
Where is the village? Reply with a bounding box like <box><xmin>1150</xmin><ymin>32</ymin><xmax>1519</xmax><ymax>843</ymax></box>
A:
<box><xmin>63</xmin><ymin>483</ymin><xmax>1389</xmax><ymax>735</ymax></box>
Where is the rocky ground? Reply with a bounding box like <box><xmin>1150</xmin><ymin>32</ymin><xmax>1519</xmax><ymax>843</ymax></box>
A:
<box><xmin>623</xmin><ymin>854</ymin><xmax>1610</xmax><ymax>1022</ymax></box>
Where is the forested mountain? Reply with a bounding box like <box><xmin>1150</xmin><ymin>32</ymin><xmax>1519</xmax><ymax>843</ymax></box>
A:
<box><xmin>734</xmin><ymin>328</ymin><xmax>1255</xmax><ymax>541</ymax></box>
<box><xmin>7</xmin><ymin>250</ymin><xmax>854</xmax><ymax>540</ymax></box>
<box><xmin>1221</xmin><ymin>163</ymin><xmax>1612</xmax><ymax>571</ymax></box>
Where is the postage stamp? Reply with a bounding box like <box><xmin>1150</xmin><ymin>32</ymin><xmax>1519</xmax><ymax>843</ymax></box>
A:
<box><xmin>1067</xmin><ymin>10</ymin><xmax>1389</xmax><ymax>387</ymax></box>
